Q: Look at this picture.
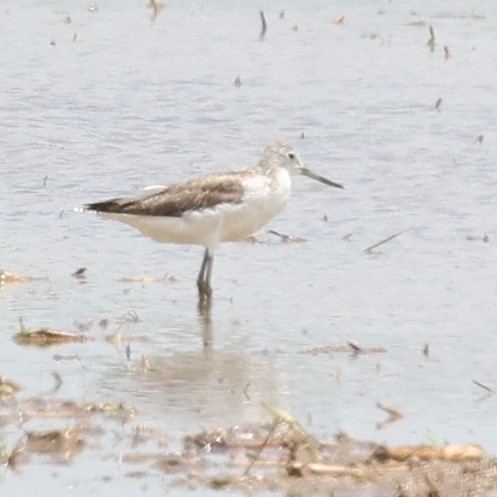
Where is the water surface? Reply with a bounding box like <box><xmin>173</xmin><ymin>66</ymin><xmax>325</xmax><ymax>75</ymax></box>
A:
<box><xmin>1</xmin><ymin>1</ymin><xmax>497</xmax><ymax>495</ymax></box>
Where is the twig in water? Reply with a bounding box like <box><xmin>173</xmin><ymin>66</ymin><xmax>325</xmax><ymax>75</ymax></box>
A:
<box><xmin>376</xmin><ymin>402</ymin><xmax>404</xmax><ymax>430</ymax></box>
<box><xmin>364</xmin><ymin>228</ymin><xmax>411</xmax><ymax>253</ymax></box>
<box><xmin>267</xmin><ymin>229</ymin><xmax>306</xmax><ymax>243</ymax></box>
<box><xmin>243</xmin><ymin>421</ymin><xmax>278</xmax><ymax>476</ymax></box>
<box><xmin>427</xmin><ymin>24</ymin><xmax>435</xmax><ymax>51</ymax></box>
<box><xmin>259</xmin><ymin>11</ymin><xmax>268</xmax><ymax>40</ymax></box>
<box><xmin>472</xmin><ymin>379</ymin><xmax>494</xmax><ymax>394</ymax></box>
<box><xmin>347</xmin><ymin>341</ymin><xmax>362</xmax><ymax>353</ymax></box>
<box><xmin>243</xmin><ymin>381</ymin><xmax>252</xmax><ymax>401</ymax></box>
<box><xmin>51</xmin><ymin>372</ymin><xmax>63</xmax><ymax>391</ymax></box>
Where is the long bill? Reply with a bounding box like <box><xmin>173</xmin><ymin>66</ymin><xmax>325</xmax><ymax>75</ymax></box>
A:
<box><xmin>300</xmin><ymin>167</ymin><xmax>344</xmax><ymax>189</ymax></box>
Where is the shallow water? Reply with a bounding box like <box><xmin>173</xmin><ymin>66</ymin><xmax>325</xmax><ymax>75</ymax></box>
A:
<box><xmin>2</xmin><ymin>1</ymin><xmax>497</xmax><ymax>495</ymax></box>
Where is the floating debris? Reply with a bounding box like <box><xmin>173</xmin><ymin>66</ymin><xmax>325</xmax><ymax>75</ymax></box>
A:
<box><xmin>376</xmin><ymin>402</ymin><xmax>404</xmax><ymax>430</ymax></box>
<box><xmin>119</xmin><ymin>274</ymin><xmax>176</xmax><ymax>284</ymax></box>
<box><xmin>132</xmin><ymin>425</ymin><xmax>169</xmax><ymax>448</ymax></box>
<box><xmin>63</xmin><ymin>15</ymin><xmax>72</xmax><ymax>24</ymax></box>
<box><xmin>259</xmin><ymin>11</ymin><xmax>267</xmax><ymax>40</ymax></box>
<box><xmin>0</xmin><ymin>268</ymin><xmax>43</xmax><ymax>285</ymax></box>
<box><xmin>267</xmin><ymin>229</ymin><xmax>306</xmax><ymax>243</ymax></box>
<box><xmin>117</xmin><ymin>310</ymin><xmax>141</xmax><ymax>323</ymax></box>
<box><xmin>332</xmin><ymin>15</ymin><xmax>345</xmax><ymax>24</ymax></box>
<box><xmin>53</xmin><ymin>353</ymin><xmax>81</xmax><ymax>362</ymax></box>
<box><xmin>3</xmin><ymin>438</ymin><xmax>27</xmax><ymax>469</ymax></box>
<box><xmin>364</xmin><ymin>228</ymin><xmax>411</xmax><ymax>254</ymax></box>
<box><xmin>475</xmin><ymin>134</ymin><xmax>484</xmax><ymax>144</ymax></box>
<box><xmin>435</xmin><ymin>97</ymin><xmax>442</xmax><ymax>110</ymax></box>
<box><xmin>0</xmin><ymin>394</ymin><xmax>136</xmax><ymax>468</ymax></box>
<box><xmin>234</xmin><ymin>75</ymin><xmax>242</xmax><ymax>87</ymax></box>
<box><xmin>52</xmin><ymin>372</ymin><xmax>63</xmax><ymax>391</ymax></box>
<box><xmin>13</xmin><ymin>326</ymin><xmax>87</xmax><ymax>347</ymax></box>
<box><xmin>0</xmin><ymin>387</ymin><xmax>494</xmax><ymax>495</ymax></box>
<box><xmin>184</xmin><ymin>416</ymin><xmax>488</xmax><ymax>494</ymax></box>
<box><xmin>279</xmin><ymin>10</ymin><xmax>285</xmax><ymax>19</ymax></box>
<box><xmin>472</xmin><ymin>379</ymin><xmax>494</xmax><ymax>394</ymax></box>
<box><xmin>99</xmin><ymin>318</ymin><xmax>109</xmax><ymax>329</ymax></box>
<box><xmin>303</xmin><ymin>343</ymin><xmax>387</xmax><ymax>356</ymax></box>
<box><xmin>435</xmin><ymin>11</ymin><xmax>486</xmax><ymax>20</ymax></box>
<box><xmin>140</xmin><ymin>353</ymin><xmax>150</xmax><ymax>374</ymax></box>
<box><xmin>427</xmin><ymin>24</ymin><xmax>436</xmax><ymax>51</ymax></box>
<box><xmin>106</xmin><ymin>332</ymin><xmax>123</xmax><ymax>346</ymax></box>
<box><xmin>27</xmin><ymin>426</ymin><xmax>83</xmax><ymax>461</ymax></box>
<box><xmin>373</xmin><ymin>443</ymin><xmax>484</xmax><ymax>462</ymax></box>
<box><xmin>75</xmin><ymin>319</ymin><xmax>93</xmax><ymax>332</ymax></box>
<box><xmin>407</xmin><ymin>20</ymin><xmax>426</xmax><ymax>27</ymax></box>
<box><xmin>466</xmin><ymin>233</ymin><xmax>489</xmax><ymax>242</ymax></box>
<box><xmin>0</xmin><ymin>376</ymin><xmax>22</xmax><ymax>396</ymax></box>
<box><xmin>72</xmin><ymin>267</ymin><xmax>87</xmax><ymax>279</ymax></box>
<box><xmin>444</xmin><ymin>45</ymin><xmax>451</xmax><ymax>59</ymax></box>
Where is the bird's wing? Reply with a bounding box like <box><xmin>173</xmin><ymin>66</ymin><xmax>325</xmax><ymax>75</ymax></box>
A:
<box><xmin>86</xmin><ymin>174</ymin><xmax>245</xmax><ymax>217</ymax></box>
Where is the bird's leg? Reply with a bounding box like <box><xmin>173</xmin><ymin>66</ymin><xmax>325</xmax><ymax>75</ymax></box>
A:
<box><xmin>197</xmin><ymin>249</ymin><xmax>214</xmax><ymax>309</ymax></box>
<box><xmin>204</xmin><ymin>251</ymin><xmax>214</xmax><ymax>292</ymax></box>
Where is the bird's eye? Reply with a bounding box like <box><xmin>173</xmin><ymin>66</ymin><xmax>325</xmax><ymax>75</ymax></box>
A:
<box><xmin>288</xmin><ymin>152</ymin><xmax>295</xmax><ymax>160</ymax></box>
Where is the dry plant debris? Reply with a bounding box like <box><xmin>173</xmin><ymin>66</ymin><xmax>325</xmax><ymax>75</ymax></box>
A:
<box><xmin>0</xmin><ymin>269</ymin><xmax>44</xmax><ymax>285</ymax></box>
<box><xmin>303</xmin><ymin>342</ymin><xmax>387</xmax><ymax>356</ymax></box>
<box><xmin>119</xmin><ymin>274</ymin><xmax>176</xmax><ymax>284</ymax></box>
<box><xmin>376</xmin><ymin>402</ymin><xmax>404</xmax><ymax>430</ymax></box>
<box><xmin>1</xmin><ymin>384</ymin><xmax>496</xmax><ymax>496</ymax></box>
<box><xmin>267</xmin><ymin>229</ymin><xmax>307</xmax><ymax>243</ymax></box>
<box><xmin>0</xmin><ymin>376</ymin><xmax>22</xmax><ymax>396</ymax></box>
<box><xmin>183</xmin><ymin>416</ymin><xmax>492</xmax><ymax>496</ymax></box>
<box><xmin>364</xmin><ymin>228</ymin><xmax>411</xmax><ymax>253</ymax></box>
<box><xmin>13</xmin><ymin>327</ymin><xmax>88</xmax><ymax>347</ymax></box>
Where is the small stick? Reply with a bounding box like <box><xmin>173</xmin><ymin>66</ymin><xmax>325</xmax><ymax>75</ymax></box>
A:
<box><xmin>51</xmin><ymin>372</ymin><xmax>63</xmax><ymax>391</ymax></box>
<box><xmin>427</xmin><ymin>24</ymin><xmax>435</xmax><ymax>51</ymax></box>
<box><xmin>259</xmin><ymin>11</ymin><xmax>268</xmax><ymax>40</ymax></box>
<box><xmin>377</xmin><ymin>402</ymin><xmax>404</xmax><ymax>422</ymax></box>
<box><xmin>243</xmin><ymin>421</ymin><xmax>278</xmax><ymax>476</ymax></box>
<box><xmin>364</xmin><ymin>228</ymin><xmax>411</xmax><ymax>253</ymax></box>
<box><xmin>472</xmin><ymin>379</ymin><xmax>494</xmax><ymax>393</ymax></box>
<box><xmin>243</xmin><ymin>381</ymin><xmax>252</xmax><ymax>401</ymax></box>
<box><xmin>347</xmin><ymin>341</ymin><xmax>362</xmax><ymax>354</ymax></box>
